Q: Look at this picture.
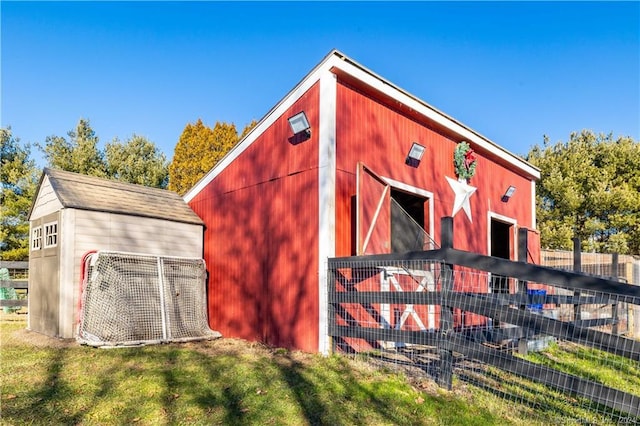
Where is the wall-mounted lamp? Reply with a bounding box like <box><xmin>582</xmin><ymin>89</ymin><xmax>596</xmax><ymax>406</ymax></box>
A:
<box><xmin>501</xmin><ymin>185</ymin><xmax>516</xmax><ymax>202</ymax></box>
<box><xmin>405</xmin><ymin>142</ymin><xmax>425</xmax><ymax>167</ymax></box>
<box><xmin>288</xmin><ymin>111</ymin><xmax>311</xmax><ymax>137</ymax></box>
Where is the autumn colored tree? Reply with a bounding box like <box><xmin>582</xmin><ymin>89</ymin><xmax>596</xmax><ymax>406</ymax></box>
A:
<box><xmin>527</xmin><ymin>130</ymin><xmax>640</xmax><ymax>254</ymax></box>
<box><xmin>1</xmin><ymin>128</ymin><xmax>39</xmax><ymax>260</ymax></box>
<box><xmin>240</xmin><ymin>119</ymin><xmax>258</xmax><ymax>140</ymax></box>
<box><xmin>168</xmin><ymin>119</ymin><xmax>257</xmax><ymax>195</ymax></box>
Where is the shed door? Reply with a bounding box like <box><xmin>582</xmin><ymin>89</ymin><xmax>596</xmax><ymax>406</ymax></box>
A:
<box><xmin>356</xmin><ymin>162</ymin><xmax>391</xmax><ymax>255</ymax></box>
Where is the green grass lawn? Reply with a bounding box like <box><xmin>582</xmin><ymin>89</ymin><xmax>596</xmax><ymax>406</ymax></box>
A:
<box><xmin>0</xmin><ymin>315</ymin><xmax>635</xmax><ymax>425</ymax></box>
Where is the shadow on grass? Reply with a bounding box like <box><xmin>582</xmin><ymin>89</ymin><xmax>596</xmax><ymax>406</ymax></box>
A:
<box><xmin>18</xmin><ymin>347</ymin><xmax>84</xmax><ymax>425</ymax></box>
<box><xmin>273</xmin><ymin>353</ymin><xmax>398</xmax><ymax>424</ymax></box>
<box><xmin>3</xmin><ymin>328</ymin><xmax>597</xmax><ymax>425</ymax></box>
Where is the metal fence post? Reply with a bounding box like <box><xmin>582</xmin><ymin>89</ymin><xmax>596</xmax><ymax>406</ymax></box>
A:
<box><xmin>327</xmin><ymin>263</ymin><xmax>337</xmax><ymax>354</ymax></box>
<box><xmin>518</xmin><ymin>228</ymin><xmax>529</xmax><ymax>307</ymax></box>
<box><xmin>612</xmin><ymin>253</ymin><xmax>619</xmax><ymax>335</ymax></box>
<box><xmin>517</xmin><ymin>227</ymin><xmax>529</xmax><ymax>354</ymax></box>
<box><xmin>437</xmin><ymin>217</ymin><xmax>454</xmax><ymax>390</ymax></box>
<box><xmin>573</xmin><ymin>237</ymin><xmax>582</xmax><ymax>321</ymax></box>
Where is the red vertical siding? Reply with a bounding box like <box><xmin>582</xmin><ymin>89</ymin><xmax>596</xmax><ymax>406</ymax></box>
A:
<box><xmin>189</xmin><ymin>69</ymin><xmax>539</xmax><ymax>353</ymax></box>
<box><xmin>331</xmin><ymin>80</ymin><xmax>538</xmax><ymax>335</ymax></box>
<box><xmin>335</xmin><ymin>170</ymin><xmax>355</xmax><ymax>257</ymax></box>
<box><xmin>189</xmin><ymin>84</ymin><xmax>321</xmax><ymax>352</ymax></box>
<box><xmin>334</xmin><ymin>80</ymin><xmax>535</xmax><ymax>257</ymax></box>
<box><xmin>356</xmin><ymin>163</ymin><xmax>391</xmax><ymax>255</ymax></box>
<box><xmin>527</xmin><ymin>229</ymin><xmax>541</xmax><ymax>264</ymax></box>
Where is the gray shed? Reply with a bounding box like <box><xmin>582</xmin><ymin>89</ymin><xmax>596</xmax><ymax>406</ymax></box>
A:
<box><xmin>28</xmin><ymin>168</ymin><xmax>204</xmax><ymax>338</ymax></box>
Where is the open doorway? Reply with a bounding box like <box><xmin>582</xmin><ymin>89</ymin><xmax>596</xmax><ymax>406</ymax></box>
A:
<box><xmin>490</xmin><ymin>217</ymin><xmax>514</xmax><ymax>293</ymax></box>
<box><xmin>356</xmin><ymin>163</ymin><xmax>434</xmax><ymax>255</ymax></box>
<box><xmin>391</xmin><ymin>189</ymin><xmax>428</xmax><ymax>253</ymax></box>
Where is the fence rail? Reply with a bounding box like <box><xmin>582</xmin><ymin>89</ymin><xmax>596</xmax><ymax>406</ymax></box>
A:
<box><xmin>327</xmin><ymin>218</ymin><xmax>640</xmax><ymax>423</ymax></box>
<box><xmin>0</xmin><ymin>260</ymin><xmax>28</xmax><ymax>268</ymax></box>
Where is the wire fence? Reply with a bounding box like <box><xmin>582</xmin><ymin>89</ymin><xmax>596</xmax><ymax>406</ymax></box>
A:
<box><xmin>541</xmin><ymin>249</ymin><xmax>640</xmax><ymax>285</ymax></box>
<box><xmin>328</xmin><ymin>254</ymin><xmax>640</xmax><ymax>424</ymax></box>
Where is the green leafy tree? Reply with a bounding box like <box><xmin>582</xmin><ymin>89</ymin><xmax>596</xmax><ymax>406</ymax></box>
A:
<box><xmin>2</xmin><ymin>122</ymin><xmax>170</xmax><ymax>259</ymax></box>
<box><xmin>38</xmin><ymin>118</ymin><xmax>107</xmax><ymax>176</ymax></box>
<box><xmin>527</xmin><ymin>131</ymin><xmax>640</xmax><ymax>254</ymax></box>
<box><xmin>168</xmin><ymin>119</ymin><xmax>256</xmax><ymax>195</ymax></box>
<box><xmin>1</xmin><ymin>128</ymin><xmax>39</xmax><ymax>260</ymax></box>
<box><xmin>105</xmin><ymin>135</ymin><xmax>169</xmax><ymax>188</ymax></box>
<box><xmin>38</xmin><ymin>118</ymin><xmax>169</xmax><ymax>189</ymax></box>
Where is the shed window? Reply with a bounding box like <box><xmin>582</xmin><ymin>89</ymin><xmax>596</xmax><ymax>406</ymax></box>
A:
<box><xmin>44</xmin><ymin>222</ymin><xmax>58</xmax><ymax>248</ymax></box>
<box><xmin>32</xmin><ymin>226</ymin><xmax>42</xmax><ymax>251</ymax></box>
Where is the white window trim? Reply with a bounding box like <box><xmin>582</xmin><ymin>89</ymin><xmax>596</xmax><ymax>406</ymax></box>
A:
<box><xmin>44</xmin><ymin>221</ymin><xmax>58</xmax><ymax>248</ymax></box>
<box><xmin>31</xmin><ymin>226</ymin><xmax>42</xmax><ymax>251</ymax></box>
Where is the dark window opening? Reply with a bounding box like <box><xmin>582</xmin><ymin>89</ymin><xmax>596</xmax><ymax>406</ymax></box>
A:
<box><xmin>391</xmin><ymin>189</ymin><xmax>427</xmax><ymax>253</ymax></box>
<box><xmin>490</xmin><ymin>219</ymin><xmax>512</xmax><ymax>293</ymax></box>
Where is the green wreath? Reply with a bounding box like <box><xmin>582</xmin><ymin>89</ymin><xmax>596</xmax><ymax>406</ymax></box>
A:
<box><xmin>454</xmin><ymin>141</ymin><xmax>477</xmax><ymax>181</ymax></box>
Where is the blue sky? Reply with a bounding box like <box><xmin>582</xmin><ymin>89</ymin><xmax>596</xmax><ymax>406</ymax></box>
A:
<box><xmin>2</xmin><ymin>1</ymin><xmax>639</xmax><ymax>165</ymax></box>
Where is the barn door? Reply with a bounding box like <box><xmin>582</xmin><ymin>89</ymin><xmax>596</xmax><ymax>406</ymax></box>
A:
<box><xmin>356</xmin><ymin>162</ymin><xmax>391</xmax><ymax>255</ymax></box>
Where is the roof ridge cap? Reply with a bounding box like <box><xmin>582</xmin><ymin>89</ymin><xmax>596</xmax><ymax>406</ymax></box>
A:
<box><xmin>46</xmin><ymin>168</ymin><xmax>178</xmax><ymax>197</ymax></box>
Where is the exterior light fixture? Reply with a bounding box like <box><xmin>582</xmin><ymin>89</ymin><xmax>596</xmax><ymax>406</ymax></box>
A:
<box><xmin>502</xmin><ymin>185</ymin><xmax>516</xmax><ymax>202</ymax></box>
<box><xmin>288</xmin><ymin>111</ymin><xmax>311</xmax><ymax>136</ymax></box>
<box><xmin>405</xmin><ymin>142</ymin><xmax>425</xmax><ymax>167</ymax></box>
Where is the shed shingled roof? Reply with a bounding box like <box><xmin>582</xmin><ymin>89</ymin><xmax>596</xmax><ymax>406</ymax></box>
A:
<box><xmin>39</xmin><ymin>168</ymin><xmax>204</xmax><ymax>226</ymax></box>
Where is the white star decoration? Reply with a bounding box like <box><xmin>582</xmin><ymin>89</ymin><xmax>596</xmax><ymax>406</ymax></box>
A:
<box><xmin>445</xmin><ymin>176</ymin><xmax>477</xmax><ymax>222</ymax></box>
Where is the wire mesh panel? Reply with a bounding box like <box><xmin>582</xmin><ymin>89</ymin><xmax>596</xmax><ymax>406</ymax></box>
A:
<box><xmin>161</xmin><ymin>256</ymin><xmax>213</xmax><ymax>341</ymax></box>
<box><xmin>78</xmin><ymin>251</ymin><xmax>220</xmax><ymax>347</ymax></box>
<box><xmin>328</xmin><ymin>253</ymin><xmax>640</xmax><ymax>424</ymax></box>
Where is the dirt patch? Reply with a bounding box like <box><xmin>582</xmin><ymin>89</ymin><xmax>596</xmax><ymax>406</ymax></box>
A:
<box><xmin>1</xmin><ymin>315</ymin><xmax>316</xmax><ymax>366</ymax></box>
<box><xmin>0</xmin><ymin>314</ymin><xmax>76</xmax><ymax>349</ymax></box>
<box><xmin>183</xmin><ymin>336</ymin><xmax>318</xmax><ymax>367</ymax></box>
<box><xmin>12</xmin><ymin>328</ymin><xmax>76</xmax><ymax>348</ymax></box>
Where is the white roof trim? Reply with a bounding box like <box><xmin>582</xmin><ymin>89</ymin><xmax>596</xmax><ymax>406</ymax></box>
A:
<box><xmin>330</xmin><ymin>56</ymin><xmax>540</xmax><ymax>180</ymax></box>
<box><xmin>184</xmin><ymin>50</ymin><xmax>539</xmax><ymax>202</ymax></box>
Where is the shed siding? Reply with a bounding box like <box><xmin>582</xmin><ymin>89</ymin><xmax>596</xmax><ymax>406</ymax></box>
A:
<box><xmin>70</xmin><ymin>210</ymin><xmax>203</xmax><ymax>256</ymax></box>
<box><xmin>56</xmin><ymin>209</ymin><xmax>203</xmax><ymax>338</ymax></box>
<box><xmin>334</xmin><ymin>80</ymin><xmax>534</xmax><ymax>256</ymax></box>
<box><xmin>59</xmin><ymin>208</ymin><xmax>76</xmax><ymax>339</ymax></box>
<box><xmin>189</xmin><ymin>83</ymin><xmax>321</xmax><ymax>352</ymax></box>
<box><xmin>30</xmin><ymin>176</ymin><xmax>63</xmax><ymax>220</ymax></box>
<box><xmin>28</xmin><ymin>212</ymin><xmax>61</xmax><ymax>336</ymax></box>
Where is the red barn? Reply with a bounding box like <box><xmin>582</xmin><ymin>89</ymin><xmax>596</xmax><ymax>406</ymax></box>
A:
<box><xmin>185</xmin><ymin>50</ymin><xmax>541</xmax><ymax>354</ymax></box>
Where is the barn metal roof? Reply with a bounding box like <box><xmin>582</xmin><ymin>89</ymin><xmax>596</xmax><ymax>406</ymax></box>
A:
<box><xmin>36</xmin><ymin>168</ymin><xmax>204</xmax><ymax>226</ymax></box>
